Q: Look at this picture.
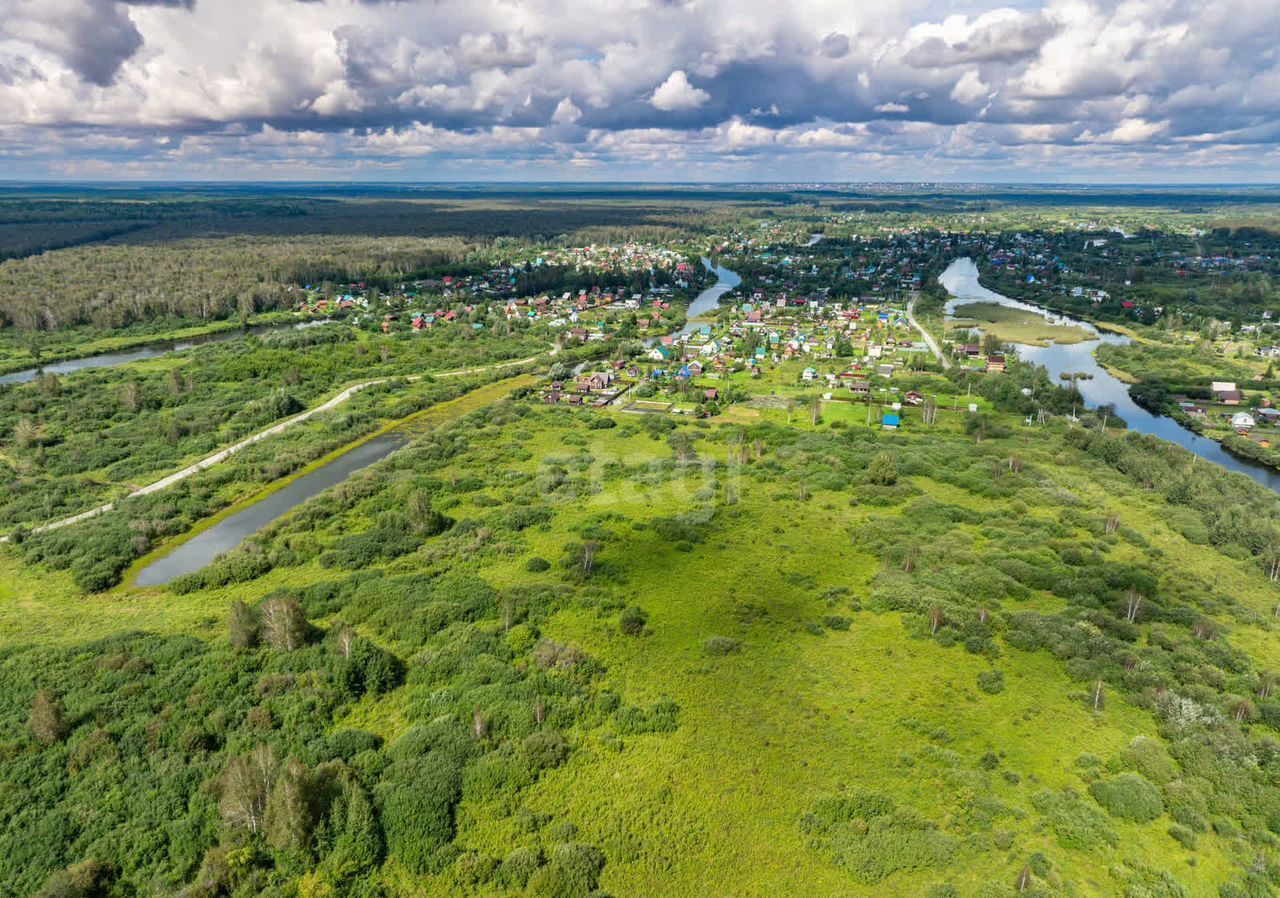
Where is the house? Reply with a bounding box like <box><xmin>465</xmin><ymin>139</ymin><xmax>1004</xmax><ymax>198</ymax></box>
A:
<box><xmin>876</xmin><ymin>364</ymin><xmax>894</xmax><ymax>379</ymax></box>
<box><xmin>882</xmin><ymin>413</ymin><xmax>900</xmax><ymax>430</ymax></box>
<box><xmin>986</xmin><ymin>355</ymin><xmax>1007</xmax><ymax>373</ymax></box>
<box><xmin>904</xmin><ymin>390</ymin><xmax>924</xmax><ymax>406</ymax></box>
<box><xmin>1232</xmin><ymin>411</ymin><xmax>1256</xmax><ymax>430</ymax></box>
<box><xmin>849</xmin><ymin>380</ymin><xmax>870</xmax><ymax>396</ymax></box>
<box><xmin>802</xmin><ymin>367</ymin><xmax>817</xmax><ymax>382</ymax></box>
<box><xmin>703</xmin><ymin>388</ymin><xmax>719</xmax><ymax>401</ymax></box>
<box><xmin>1213</xmin><ymin>381</ymin><xmax>1241</xmax><ymax>404</ymax></box>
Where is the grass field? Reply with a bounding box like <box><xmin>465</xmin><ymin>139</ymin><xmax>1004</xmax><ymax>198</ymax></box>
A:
<box><xmin>951</xmin><ymin>302</ymin><xmax>1095</xmax><ymax>346</ymax></box>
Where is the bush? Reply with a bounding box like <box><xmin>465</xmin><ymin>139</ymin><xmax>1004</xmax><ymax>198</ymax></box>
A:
<box><xmin>977</xmin><ymin>670</ymin><xmax>1005</xmax><ymax>694</ymax></box>
<box><xmin>619</xmin><ymin>606</ymin><xmax>648</xmax><ymax>636</ymax></box>
<box><xmin>705</xmin><ymin>636</ymin><xmax>741</xmax><ymax>656</ymax></box>
<box><xmin>496</xmin><ymin>847</ymin><xmax>542</xmax><ymax>889</ymax></box>
<box><xmin>1168</xmin><ymin>823</ymin><xmax>1197</xmax><ymax>850</ymax></box>
<box><xmin>823</xmin><ymin>615</ymin><xmax>851</xmax><ymax>631</ymax></box>
<box><xmin>1030</xmin><ymin>790</ymin><xmax>1118</xmax><ymax>850</ymax></box>
<box><xmin>866</xmin><ymin>453</ymin><xmax>898</xmax><ymax>486</ymax></box>
<box><xmin>526</xmin><ymin>843</ymin><xmax>605</xmax><ymax>898</ymax></box>
<box><xmin>525</xmin><ymin>556</ymin><xmax>551</xmax><ymax>572</ymax></box>
<box><xmin>1089</xmin><ymin>773</ymin><xmax>1164</xmax><ymax>824</ymax></box>
<box><xmin>522</xmin><ymin>731</ymin><xmax>571</xmax><ymax>771</ymax></box>
<box><xmin>325</xmin><ymin>729</ymin><xmax>383</xmax><ymax>761</ymax></box>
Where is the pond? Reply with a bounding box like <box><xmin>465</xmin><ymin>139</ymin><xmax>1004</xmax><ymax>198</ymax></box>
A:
<box><xmin>939</xmin><ymin>257</ymin><xmax>1280</xmax><ymax>493</ymax></box>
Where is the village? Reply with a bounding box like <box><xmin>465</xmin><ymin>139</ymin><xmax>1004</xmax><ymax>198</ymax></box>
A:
<box><xmin>289</xmin><ymin>242</ymin><xmax>708</xmax><ymax>339</ymax></box>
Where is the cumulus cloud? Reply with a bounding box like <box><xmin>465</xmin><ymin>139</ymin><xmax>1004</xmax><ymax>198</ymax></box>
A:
<box><xmin>0</xmin><ymin>0</ymin><xmax>1274</xmax><ymax>179</ymax></box>
<box><xmin>552</xmin><ymin>97</ymin><xmax>582</xmax><ymax>125</ymax></box>
<box><xmin>649</xmin><ymin>70</ymin><xmax>710</xmax><ymax>112</ymax></box>
<box><xmin>950</xmin><ymin>70</ymin><xmax>989</xmax><ymax>105</ymax></box>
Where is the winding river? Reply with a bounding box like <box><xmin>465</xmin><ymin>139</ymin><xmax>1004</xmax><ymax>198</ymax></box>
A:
<box><xmin>676</xmin><ymin>258</ymin><xmax>741</xmax><ymax>339</ymax></box>
<box><xmin>940</xmin><ymin>257</ymin><xmax>1280</xmax><ymax>492</ymax></box>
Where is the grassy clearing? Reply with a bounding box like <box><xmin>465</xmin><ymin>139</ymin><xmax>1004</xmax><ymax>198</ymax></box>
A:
<box><xmin>951</xmin><ymin>302</ymin><xmax>1095</xmax><ymax>346</ymax></box>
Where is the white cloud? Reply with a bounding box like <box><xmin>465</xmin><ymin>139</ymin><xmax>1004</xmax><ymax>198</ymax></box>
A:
<box><xmin>1079</xmin><ymin>117</ymin><xmax>1168</xmax><ymax>144</ymax></box>
<box><xmin>552</xmin><ymin>96</ymin><xmax>581</xmax><ymax>125</ymax></box>
<box><xmin>649</xmin><ymin>70</ymin><xmax>710</xmax><ymax>112</ymax></box>
<box><xmin>950</xmin><ymin>69</ymin><xmax>989</xmax><ymax>105</ymax></box>
<box><xmin>0</xmin><ymin>0</ymin><xmax>1273</xmax><ymax>178</ymax></box>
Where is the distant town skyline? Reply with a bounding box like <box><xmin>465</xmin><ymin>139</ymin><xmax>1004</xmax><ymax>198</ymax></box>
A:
<box><xmin>0</xmin><ymin>0</ymin><xmax>1275</xmax><ymax>181</ymax></box>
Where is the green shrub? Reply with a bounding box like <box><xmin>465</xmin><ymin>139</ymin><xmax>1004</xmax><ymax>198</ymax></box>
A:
<box><xmin>1088</xmin><ymin>773</ymin><xmax>1164</xmax><ymax>824</ymax></box>
<box><xmin>801</xmin><ymin>793</ymin><xmax>955</xmax><ymax>884</ymax></box>
<box><xmin>1030</xmin><ymin>790</ymin><xmax>1118</xmax><ymax>850</ymax></box>
<box><xmin>705</xmin><ymin>636</ymin><xmax>742</xmax><ymax>655</ymax></box>
<box><xmin>1108</xmin><ymin>860</ymin><xmax>1187</xmax><ymax>898</ymax></box>
<box><xmin>525</xmin><ymin>556</ymin><xmax>552</xmax><ymax>572</ymax></box>
<box><xmin>526</xmin><ymin>843</ymin><xmax>605</xmax><ymax>898</ymax></box>
<box><xmin>619</xmin><ymin>606</ymin><xmax>649</xmax><ymax>636</ymax></box>
<box><xmin>1168</xmin><ymin>824</ymin><xmax>1197</xmax><ymax>850</ymax></box>
<box><xmin>977</xmin><ymin>670</ymin><xmax>1005</xmax><ymax>694</ymax></box>
<box><xmin>496</xmin><ymin>847</ymin><xmax>542</xmax><ymax>888</ymax></box>
<box><xmin>522</xmin><ymin>731</ymin><xmax>571</xmax><ymax>771</ymax></box>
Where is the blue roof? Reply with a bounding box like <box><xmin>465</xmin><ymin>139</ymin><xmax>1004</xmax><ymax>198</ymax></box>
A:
<box><xmin>882</xmin><ymin>414</ymin><xmax>900</xmax><ymax>426</ymax></box>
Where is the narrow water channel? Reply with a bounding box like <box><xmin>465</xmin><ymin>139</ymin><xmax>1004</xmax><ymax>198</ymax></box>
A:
<box><xmin>133</xmin><ymin>431</ymin><xmax>409</xmax><ymax>586</ymax></box>
<box><xmin>939</xmin><ymin>257</ymin><xmax>1280</xmax><ymax>492</ymax></box>
<box><xmin>0</xmin><ymin>320</ymin><xmax>334</xmax><ymax>386</ymax></box>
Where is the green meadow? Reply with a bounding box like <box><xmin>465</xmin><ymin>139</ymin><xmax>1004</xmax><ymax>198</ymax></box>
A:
<box><xmin>950</xmin><ymin>302</ymin><xmax>1095</xmax><ymax>347</ymax></box>
<box><xmin>5</xmin><ymin>387</ymin><xmax>1280</xmax><ymax>898</ymax></box>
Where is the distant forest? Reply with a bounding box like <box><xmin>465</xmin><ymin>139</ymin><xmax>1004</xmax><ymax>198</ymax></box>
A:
<box><xmin>0</xmin><ymin>194</ymin><xmax>734</xmax><ymax>332</ymax></box>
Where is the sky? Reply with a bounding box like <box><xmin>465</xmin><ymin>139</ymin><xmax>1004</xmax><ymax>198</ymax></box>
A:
<box><xmin>0</xmin><ymin>0</ymin><xmax>1278</xmax><ymax>183</ymax></box>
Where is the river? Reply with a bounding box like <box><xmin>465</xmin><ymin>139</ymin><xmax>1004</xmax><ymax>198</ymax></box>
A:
<box><xmin>133</xmin><ymin>431</ymin><xmax>408</xmax><ymax>586</ymax></box>
<box><xmin>939</xmin><ymin>257</ymin><xmax>1280</xmax><ymax>492</ymax></box>
<box><xmin>0</xmin><ymin>319</ymin><xmax>334</xmax><ymax>386</ymax></box>
<box><xmin>675</xmin><ymin>258</ymin><xmax>741</xmax><ymax>339</ymax></box>
<box><xmin>131</xmin><ymin>375</ymin><xmax>532</xmax><ymax>586</ymax></box>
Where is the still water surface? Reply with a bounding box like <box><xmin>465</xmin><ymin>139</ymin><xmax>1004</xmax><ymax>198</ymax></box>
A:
<box><xmin>0</xmin><ymin>320</ymin><xmax>333</xmax><ymax>386</ymax></box>
<box><xmin>133</xmin><ymin>430</ymin><xmax>408</xmax><ymax>586</ymax></box>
